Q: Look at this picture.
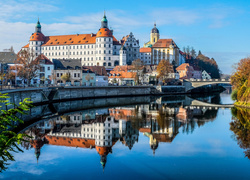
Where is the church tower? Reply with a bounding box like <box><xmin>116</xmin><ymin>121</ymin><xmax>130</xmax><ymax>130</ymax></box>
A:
<box><xmin>150</xmin><ymin>23</ymin><xmax>160</xmax><ymax>45</ymax></box>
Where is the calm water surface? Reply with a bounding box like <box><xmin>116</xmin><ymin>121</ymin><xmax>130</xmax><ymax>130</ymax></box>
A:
<box><xmin>2</xmin><ymin>91</ymin><xmax>250</xmax><ymax>180</ymax></box>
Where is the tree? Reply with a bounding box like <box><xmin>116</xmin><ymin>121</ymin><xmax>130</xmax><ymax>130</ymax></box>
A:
<box><xmin>132</xmin><ymin>59</ymin><xmax>144</xmax><ymax>85</ymax></box>
<box><xmin>156</xmin><ymin>59</ymin><xmax>174</xmax><ymax>83</ymax></box>
<box><xmin>186</xmin><ymin>46</ymin><xmax>190</xmax><ymax>55</ymax></box>
<box><xmin>230</xmin><ymin>107</ymin><xmax>250</xmax><ymax>159</ymax></box>
<box><xmin>183</xmin><ymin>47</ymin><xmax>186</xmax><ymax>53</ymax></box>
<box><xmin>61</xmin><ymin>73</ymin><xmax>71</xmax><ymax>84</ymax></box>
<box><xmin>198</xmin><ymin>50</ymin><xmax>202</xmax><ymax>56</ymax></box>
<box><xmin>0</xmin><ymin>93</ymin><xmax>32</xmax><ymax>171</ymax></box>
<box><xmin>15</xmin><ymin>50</ymin><xmax>41</xmax><ymax>86</ymax></box>
<box><xmin>231</xmin><ymin>57</ymin><xmax>250</xmax><ymax>103</ymax></box>
<box><xmin>190</xmin><ymin>47</ymin><xmax>196</xmax><ymax>58</ymax></box>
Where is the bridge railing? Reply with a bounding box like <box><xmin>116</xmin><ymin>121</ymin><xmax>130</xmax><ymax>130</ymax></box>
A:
<box><xmin>187</xmin><ymin>78</ymin><xmax>230</xmax><ymax>82</ymax></box>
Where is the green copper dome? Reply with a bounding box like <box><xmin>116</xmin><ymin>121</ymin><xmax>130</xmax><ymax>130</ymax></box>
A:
<box><xmin>101</xmin><ymin>15</ymin><xmax>107</xmax><ymax>22</ymax></box>
<box><xmin>36</xmin><ymin>20</ymin><xmax>41</xmax><ymax>28</ymax></box>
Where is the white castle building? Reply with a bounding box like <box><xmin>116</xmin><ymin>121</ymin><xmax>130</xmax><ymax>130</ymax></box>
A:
<box><xmin>22</xmin><ymin>13</ymin><xmax>126</xmax><ymax>69</ymax></box>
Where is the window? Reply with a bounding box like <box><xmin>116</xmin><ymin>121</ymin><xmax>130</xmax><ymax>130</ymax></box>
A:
<box><xmin>48</xmin><ymin>67</ymin><xmax>50</xmax><ymax>70</ymax></box>
<box><xmin>108</xmin><ymin>62</ymin><xmax>111</xmax><ymax>66</ymax></box>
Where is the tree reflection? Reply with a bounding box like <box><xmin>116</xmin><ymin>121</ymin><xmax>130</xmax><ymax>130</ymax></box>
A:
<box><xmin>230</xmin><ymin>107</ymin><xmax>250</xmax><ymax>159</ymax></box>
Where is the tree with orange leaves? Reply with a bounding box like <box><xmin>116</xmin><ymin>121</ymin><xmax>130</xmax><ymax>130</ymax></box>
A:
<box><xmin>15</xmin><ymin>50</ymin><xmax>41</xmax><ymax>86</ymax></box>
<box><xmin>231</xmin><ymin>57</ymin><xmax>250</xmax><ymax>103</ymax></box>
<box><xmin>156</xmin><ymin>59</ymin><xmax>174</xmax><ymax>83</ymax></box>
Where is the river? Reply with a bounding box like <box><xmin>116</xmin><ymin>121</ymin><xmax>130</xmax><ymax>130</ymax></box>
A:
<box><xmin>1</xmin><ymin>90</ymin><xmax>250</xmax><ymax>180</ymax></box>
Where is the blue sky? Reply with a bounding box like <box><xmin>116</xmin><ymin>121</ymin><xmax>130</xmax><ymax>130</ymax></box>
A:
<box><xmin>0</xmin><ymin>0</ymin><xmax>250</xmax><ymax>74</ymax></box>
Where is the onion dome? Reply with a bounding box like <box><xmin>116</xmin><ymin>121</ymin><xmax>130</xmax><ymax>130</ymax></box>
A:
<box><xmin>102</xmin><ymin>14</ymin><xmax>108</xmax><ymax>23</ymax></box>
<box><xmin>96</xmin><ymin>28</ymin><xmax>113</xmax><ymax>38</ymax></box>
<box><xmin>151</xmin><ymin>23</ymin><xmax>159</xmax><ymax>33</ymax></box>
<box><xmin>29</xmin><ymin>32</ymin><xmax>45</xmax><ymax>41</ymax></box>
<box><xmin>36</xmin><ymin>20</ymin><xmax>41</xmax><ymax>28</ymax></box>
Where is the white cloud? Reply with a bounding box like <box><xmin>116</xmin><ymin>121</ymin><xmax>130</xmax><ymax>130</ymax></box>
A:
<box><xmin>0</xmin><ymin>0</ymin><xmax>59</xmax><ymax>21</ymax></box>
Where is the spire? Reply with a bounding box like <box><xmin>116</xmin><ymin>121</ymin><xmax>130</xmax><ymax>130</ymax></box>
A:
<box><xmin>101</xmin><ymin>11</ymin><xmax>108</xmax><ymax>28</ymax></box>
<box><xmin>35</xmin><ymin>18</ymin><xmax>41</xmax><ymax>33</ymax></box>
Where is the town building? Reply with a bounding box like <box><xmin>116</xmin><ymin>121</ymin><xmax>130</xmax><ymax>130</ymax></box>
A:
<box><xmin>82</xmin><ymin>66</ymin><xmax>108</xmax><ymax>86</ymax></box>
<box><xmin>52</xmin><ymin>59</ymin><xmax>82</xmax><ymax>85</ymax></box>
<box><xmin>120</xmin><ymin>32</ymin><xmax>140</xmax><ymax>65</ymax></box>
<box><xmin>22</xmin><ymin>13</ymin><xmax>126</xmax><ymax>69</ymax></box>
<box><xmin>38</xmin><ymin>54</ymin><xmax>54</xmax><ymax>84</ymax></box>
<box><xmin>139</xmin><ymin>47</ymin><xmax>152</xmax><ymax>65</ymax></box>
<box><xmin>176</xmin><ymin>63</ymin><xmax>202</xmax><ymax>79</ymax></box>
<box><xmin>108</xmin><ymin>65</ymin><xmax>145</xmax><ymax>85</ymax></box>
<box><xmin>176</xmin><ymin>63</ymin><xmax>193</xmax><ymax>79</ymax></box>
<box><xmin>151</xmin><ymin>39</ymin><xmax>179</xmax><ymax>66</ymax></box>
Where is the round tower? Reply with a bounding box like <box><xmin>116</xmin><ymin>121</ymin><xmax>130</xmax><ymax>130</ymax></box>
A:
<box><xmin>150</xmin><ymin>23</ymin><xmax>160</xmax><ymax>45</ymax></box>
<box><xmin>29</xmin><ymin>19</ymin><xmax>45</xmax><ymax>58</ymax></box>
<box><xmin>119</xmin><ymin>46</ymin><xmax>126</xmax><ymax>66</ymax></box>
<box><xmin>96</xmin><ymin>13</ymin><xmax>113</xmax><ymax>67</ymax></box>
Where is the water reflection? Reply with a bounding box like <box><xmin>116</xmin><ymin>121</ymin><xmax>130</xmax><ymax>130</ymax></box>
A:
<box><xmin>230</xmin><ymin>107</ymin><xmax>250</xmax><ymax>159</ymax></box>
<box><xmin>20</xmin><ymin>97</ymin><xmax>220</xmax><ymax>169</ymax></box>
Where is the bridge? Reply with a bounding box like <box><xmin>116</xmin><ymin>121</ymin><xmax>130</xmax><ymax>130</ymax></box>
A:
<box><xmin>183</xmin><ymin>79</ymin><xmax>231</xmax><ymax>92</ymax></box>
<box><xmin>183</xmin><ymin>96</ymin><xmax>234</xmax><ymax>110</ymax></box>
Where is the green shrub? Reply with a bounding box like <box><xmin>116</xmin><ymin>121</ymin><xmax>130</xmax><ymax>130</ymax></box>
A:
<box><xmin>231</xmin><ymin>89</ymin><xmax>238</xmax><ymax>101</ymax></box>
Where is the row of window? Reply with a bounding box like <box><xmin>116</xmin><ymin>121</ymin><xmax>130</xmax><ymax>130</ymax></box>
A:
<box><xmin>82</xmin><ymin>62</ymin><xmax>118</xmax><ymax>66</ymax></box>
<box><xmin>96</xmin><ymin>37</ymin><xmax>112</xmax><ymax>42</ymax></box>
<box><xmin>56</xmin><ymin>73</ymin><xmax>80</xmax><ymax>78</ymax></box>
<box><xmin>44</xmin><ymin>50</ymin><xmax>116</xmax><ymax>56</ymax></box>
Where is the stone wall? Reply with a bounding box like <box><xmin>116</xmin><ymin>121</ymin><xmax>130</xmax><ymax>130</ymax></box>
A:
<box><xmin>0</xmin><ymin>86</ymin><xmax>152</xmax><ymax>106</ymax></box>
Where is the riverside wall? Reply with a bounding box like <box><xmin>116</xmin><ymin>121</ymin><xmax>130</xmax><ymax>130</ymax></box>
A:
<box><xmin>0</xmin><ymin>86</ymin><xmax>153</xmax><ymax>107</ymax></box>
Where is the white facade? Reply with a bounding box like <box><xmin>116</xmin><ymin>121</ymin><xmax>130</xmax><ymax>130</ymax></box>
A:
<box><xmin>140</xmin><ymin>52</ymin><xmax>151</xmax><ymax>65</ymax></box>
<box><xmin>202</xmin><ymin>70</ymin><xmax>211</xmax><ymax>79</ymax></box>
<box><xmin>121</xmin><ymin>32</ymin><xmax>140</xmax><ymax>65</ymax></box>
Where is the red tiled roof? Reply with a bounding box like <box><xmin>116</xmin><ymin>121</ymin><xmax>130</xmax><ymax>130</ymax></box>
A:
<box><xmin>82</xmin><ymin>66</ymin><xmax>107</xmax><ymax>76</ymax></box>
<box><xmin>22</xmin><ymin>44</ymin><xmax>29</xmax><ymax>48</ymax></box>
<box><xmin>140</xmin><ymin>47</ymin><xmax>151</xmax><ymax>53</ymax></box>
<box><xmin>109</xmin><ymin>65</ymin><xmax>137</xmax><ymax>79</ymax></box>
<box><xmin>176</xmin><ymin>63</ymin><xmax>190</xmax><ymax>71</ymax></box>
<box><xmin>41</xmin><ymin>34</ymin><xmax>96</xmax><ymax>46</ymax></box>
<box><xmin>96</xmin><ymin>28</ymin><xmax>113</xmax><ymax>38</ymax></box>
<box><xmin>30</xmin><ymin>32</ymin><xmax>45</xmax><ymax>41</ymax></box>
<box><xmin>45</xmin><ymin>135</ymin><xmax>95</xmax><ymax>148</ymax></box>
<box><xmin>38</xmin><ymin>54</ymin><xmax>53</xmax><ymax>64</ymax></box>
<box><xmin>152</xmin><ymin>39</ymin><xmax>178</xmax><ymax>48</ymax></box>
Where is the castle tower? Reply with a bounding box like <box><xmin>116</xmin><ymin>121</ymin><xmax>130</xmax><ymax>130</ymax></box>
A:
<box><xmin>29</xmin><ymin>19</ymin><xmax>45</xmax><ymax>58</ymax></box>
<box><xmin>150</xmin><ymin>23</ymin><xmax>160</xmax><ymax>45</ymax></box>
<box><xmin>96</xmin><ymin>13</ymin><xmax>113</xmax><ymax>67</ymax></box>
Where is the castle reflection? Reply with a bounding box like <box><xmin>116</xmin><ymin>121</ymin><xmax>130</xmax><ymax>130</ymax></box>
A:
<box><xmin>21</xmin><ymin>96</ymin><xmax>220</xmax><ymax>170</ymax></box>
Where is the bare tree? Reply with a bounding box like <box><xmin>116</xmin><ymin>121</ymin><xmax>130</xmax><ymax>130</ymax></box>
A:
<box><xmin>15</xmin><ymin>50</ymin><xmax>41</xmax><ymax>86</ymax></box>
